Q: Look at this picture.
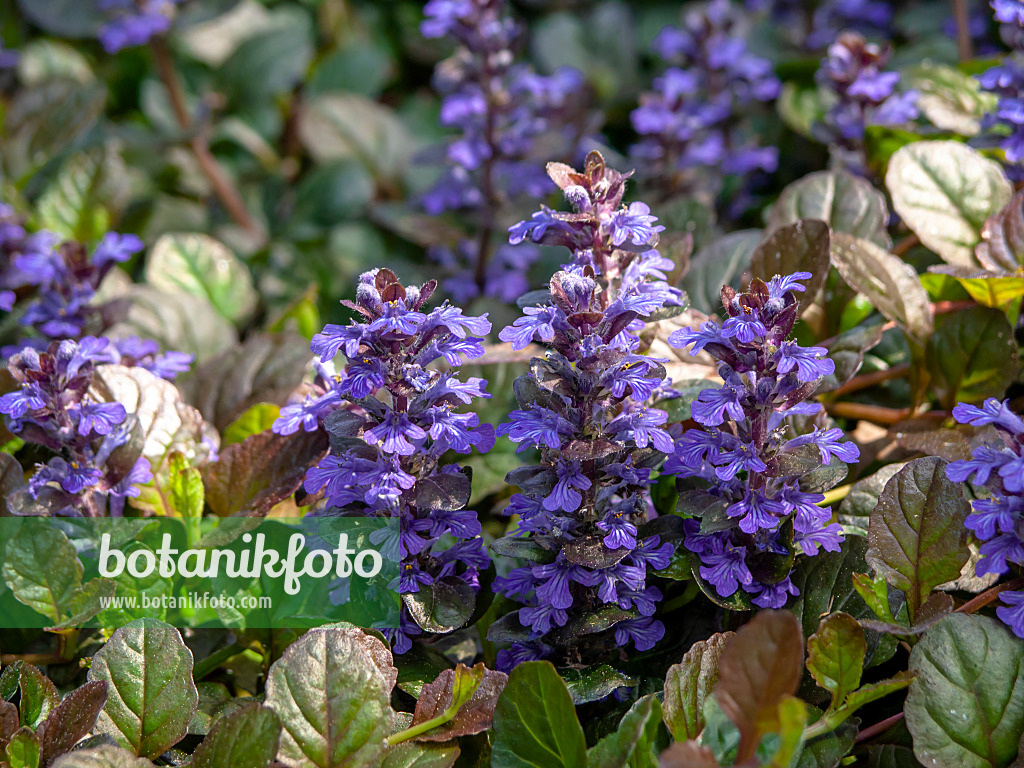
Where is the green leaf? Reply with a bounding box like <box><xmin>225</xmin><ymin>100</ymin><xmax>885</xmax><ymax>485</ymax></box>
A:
<box><xmin>144</xmin><ymin>233</ymin><xmax>257</xmax><ymax>324</ymax></box>
<box><xmin>264</xmin><ymin>627</ymin><xmax>395</xmax><ymax>768</ymax></box>
<box><xmin>4</xmin><ymin>728</ymin><xmax>40</xmax><ymax>768</ymax></box>
<box><xmin>191</xmin><ymin>702</ymin><xmax>281</xmax><ymax>768</ymax></box>
<box><xmin>167</xmin><ymin>452</ymin><xmax>204</xmax><ymax>520</ymax></box>
<box><xmin>2</xmin><ymin>524</ymin><xmax>82</xmax><ymax>623</ymax></box>
<box><xmin>298</xmin><ymin>94</ymin><xmax>415</xmax><ymax>183</ymax></box>
<box><xmin>50</xmin><ymin>746</ymin><xmax>155</xmax><ymax>768</ymax></box>
<box><xmin>402</xmin><ymin>578</ymin><xmax>476</xmax><ymax>634</ymax></box>
<box><xmin>829</xmin><ymin>233</ymin><xmax>933</xmax><ymax>345</ymax></box>
<box><xmin>806</xmin><ymin>613</ymin><xmax>867</xmax><ymax>710</ymax></box>
<box><xmin>777</xmin><ymin>82</ymin><xmax>827</xmax><ymax>139</ymax></box>
<box><xmin>587</xmin><ymin>695</ymin><xmax>663</xmax><ymax>768</ymax></box>
<box><xmin>925</xmin><ymin>306</ymin><xmax>1020</xmax><ymax>409</ymax></box>
<box><xmin>200</xmin><ymin>428</ymin><xmax>326</xmax><ymax>517</ymax></box>
<box><xmin>769</xmin><ymin>696</ymin><xmax>807</xmax><ymax>768</ymax></box>
<box><xmin>48</xmin><ymin>577</ymin><xmax>118</xmax><ymax>630</ymax></box>
<box><xmin>560</xmin><ymin>665</ymin><xmax>636</xmax><ymax>705</ymax></box>
<box><xmin>490</xmin><ymin>661</ymin><xmax>586</xmax><ymax>768</ymax></box>
<box><xmin>886</xmin><ymin>141</ymin><xmax>1012</xmax><ymax>267</ymax></box>
<box><xmin>218</xmin><ymin>6</ymin><xmax>313</xmax><ymax>105</ymax></box>
<box><xmin>663</xmin><ymin>632</ymin><xmax>733</xmax><ymax>741</ymax></box>
<box><xmin>866</xmin><ymin>457</ymin><xmax>971</xmax><ymax>620</ymax></box>
<box><xmin>35</xmin><ymin>149</ymin><xmax>115</xmax><ymax>241</ymax></box>
<box><xmin>17</xmin><ymin>40</ymin><xmax>94</xmax><ymax>86</ymax></box>
<box><xmin>36</xmin><ymin>680</ymin><xmax>108</xmax><ymax>766</ymax></box>
<box><xmin>1</xmin><ymin>80</ymin><xmax>106</xmax><ymax>180</ymax></box>
<box><xmin>18</xmin><ymin>666</ymin><xmax>59</xmax><ymax>730</ymax></box>
<box><xmin>905</xmin><ymin>614</ymin><xmax>1024</xmax><ymax>768</ymax></box>
<box><xmin>713</xmin><ymin>611</ymin><xmax>804</xmax><ymax>763</ymax></box>
<box><xmin>87</xmin><ymin>619</ymin><xmax>199</xmax><ymax>758</ymax></box>
<box><xmin>0</xmin><ymin>662</ymin><xmax>22</xmax><ymax>701</ymax></box>
<box><xmin>750</xmin><ymin>219</ymin><xmax>831</xmax><ymax>305</ymax></box>
<box><xmin>796</xmin><ymin>718</ymin><xmax>858</xmax><ymax>768</ymax></box>
<box><xmin>108</xmin><ymin>286</ymin><xmax>237</xmax><ymax>366</ymax></box>
<box><xmin>841</xmin><ymin>671</ymin><xmax>914</xmax><ymax>713</ymax></box>
<box><xmin>13</xmin><ymin>0</ymin><xmax>103</xmax><ymax>36</ymax></box>
<box><xmin>838</xmin><ymin>463</ymin><xmax>906</xmax><ymax>531</ymax></box>
<box><xmin>953</xmin><ymin>275</ymin><xmax>1024</xmax><ymax>309</ymax></box>
<box><xmin>679</xmin><ymin>230</ymin><xmax>762</xmax><ymax>314</ymax></box>
<box><xmin>767</xmin><ymin>170</ymin><xmax>892</xmax><ymax>248</ymax></box>
<box><xmin>908</xmin><ymin>63</ymin><xmax>996</xmax><ymax>136</ymax></box>
<box><xmin>222</xmin><ymin>403</ymin><xmax>281</xmax><ymax>445</ymax></box>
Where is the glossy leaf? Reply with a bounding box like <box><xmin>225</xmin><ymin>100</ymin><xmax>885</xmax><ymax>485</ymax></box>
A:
<box><xmin>767</xmin><ymin>169</ymin><xmax>892</xmax><ymax>248</ymax></box>
<box><xmin>50</xmin><ymin>746</ymin><xmax>155</xmax><ymax>768</ymax></box>
<box><xmin>561</xmin><ymin>665</ymin><xmax>636</xmax><ymax>705</ymax></box>
<box><xmin>5</xmin><ymin>728</ymin><xmax>41</xmax><ymax>768</ymax></box>
<box><xmin>680</xmin><ymin>230</ymin><xmax>762</xmax><ymax>314</ymax></box>
<box><xmin>36</xmin><ymin>680</ymin><xmax>108</xmax><ymax>765</ymax></box>
<box><xmin>490</xmin><ymin>661</ymin><xmax>586</xmax><ymax>768</ymax></box>
<box><xmin>829</xmin><ymin>233</ymin><xmax>933</xmax><ymax>345</ymax></box>
<box><xmin>866</xmin><ymin>457</ymin><xmax>970</xmax><ymax>620</ymax></box>
<box><xmin>587</xmin><ymin>695</ymin><xmax>663</xmax><ymax>768</ymax></box>
<box><xmin>18</xmin><ymin>666</ymin><xmax>59</xmax><ymax>730</ymax></box>
<box><xmin>750</xmin><ymin>219</ymin><xmax>830</xmax><ymax>304</ymax></box>
<box><xmin>905</xmin><ymin>614</ymin><xmax>1024</xmax><ymax>768</ymax></box>
<box><xmin>663</xmin><ymin>633</ymin><xmax>733</xmax><ymax>741</ymax></box>
<box><xmin>887</xmin><ymin>141</ymin><xmax>1012</xmax><ymax>267</ymax></box>
<box><xmin>144</xmin><ymin>233</ymin><xmax>256</xmax><ymax>324</ymax></box>
<box><xmin>87</xmin><ymin>619</ymin><xmax>199</xmax><ymax>758</ymax></box>
<box><xmin>191</xmin><ymin>702</ymin><xmax>281</xmax><ymax>768</ymax></box>
<box><xmin>264</xmin><ymin>627</ymin><xmax>394</xmax><ymax>768</ymax></box>
<box><xmin>925</xmin><ymin>306</ymin><xmax>1019</xmax><ymax>409</ymax></box>
<box><xmin>714</xmin><ymin>611</ymin><xmax>804</xmax><ymax>763</ymax></box>
<box><xmin>2</xmin><ymin>524</ymin><xmax>82</xmax><ymax>624</ymax></box>
<box><xmin>806</xmin><ymin>613</ymin><xmax>866</xmax><ymax>710</ymax></box>
<box><xmin>409</xmin><ymin>663</ymin><xmax>507</xmax><ymax>742</ymax></box>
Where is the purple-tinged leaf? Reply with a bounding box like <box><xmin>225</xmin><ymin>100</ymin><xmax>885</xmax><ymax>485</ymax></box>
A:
<box><xmin>663</xmin><ymin>633</ymin><xmax>733</xmax><ymax>742</ymax></box>
<box><xmin>806</xmin><ymin>613</ymin><xmax>866</xmax><ymax>709</ymax></box>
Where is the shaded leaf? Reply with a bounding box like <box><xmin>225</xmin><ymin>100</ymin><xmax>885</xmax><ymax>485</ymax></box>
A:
<box><xmin>887</xmin><ymin>141</ymin><xmax>1012</xmax><ymax>267</ymax></box>
<box><xmin>806</xmin><ymin>613</ymin><xmax>866</xmax><ymax>709</ymax></box>
<box><xmin>87</xmin><ymin>619</ymin><xmax>199</xmax><ymax>758</ymax></box>
<box><xmin>658</xmin><ymin>741</ymin><xmax>720</xmax><ymax>768</ymax></box>
<box><xmin>905</xmin><ymin>614</ymin><xmax>1024</xmax><ymax>768</ymax></box>
<box><xmin>838</xmin><ymin>463</ymin><xmax>907</xmax><ymax>531</ymax></box>
<box><xmin>587</xmin><ymin>695</ymin><xmax>662</xmax><ymax>768</ymax></box>
<box><xmin>976</xmin><ymin>189</ymin><xmax>1024</xmax><ymax>271</ymax></box>
<box><xmin>829</xmin><ymin>233</ymin><xmax>933</xmax><ymax>345</ymax></box>
<box><xmin>50</xmin><ymin>746</ymin><xmax>154</xmax><ymax>768</ymax></box>
<box><xmin>561</xmin><ymin>665</ymin><xmax>636</xmax><ymax>706</ymax></box>
<box><xmin>182</xmin><ymin>332</ymin><xmax>311</xmax><ymax>432</ymax></box>
<box><xmin>925</xmin><ymin>306</ymin><xmax>1019</xmax><ymax>409</ymax></box>
<box><xmin>909</xmin><ymin>63</ymin><xmax>996</xmax><ymax>136</ymax></box>
<box><xmin>36</xmin><ymin>149</ymin><xmax>117</xmax><ymax>242</ymax></box>
<box><xmin>18</xmin><ymin>666</ymin><xmax>59</xmax><ymax>730</ymax></box>
<box><xmin>663</xmin><ymin>633</ymin><xmax>733</xmax><ymax>741</ymax></box>
<box><xmin>490</xmin><ymin>661</ymin><xmax>586</xmax><ymax>768</ymax></box>
<box><xmin>767</xmin><ymin>170</ymin><xmax>892</xmax><ymax>248</ymax></box>
<box><xmin>264</xmin><ymin>627</ymin><xmax>394</xmax><ymax>768</ymax></box>
<box><xmin>410</xmin><ymin>664</ymin><xmax>507</xmax><ymax>742</ymax></box>
<box><xmin>750</xmin><ymin>219</ymin><xmax>830</xmax><ymax>305</ymax></box>
<box><xmin>378</xmin><ymin>742</ymin><xmax>460</xmax><ymax>768</ymax></box>
<box><xmin>200</xmin><ymin>428</ymin><xmax>327</xmax><ymax>517</ymax></box>
<box><xmin>714</xmin><ymin>611</ymin><xmax>804</xmax><ymax>763</ymax></box>
<box><xmin>888</xmin><ymin>419</ymin><xmax>997</xmax><ymax>463</ymax></box>
<box><xmin>402</xmin><ymin>578</ymin><xmax>475</xmax><ymax>634</ymax></box>
<box><xmin>144</xmin><ymin>233</ymin><xmax>256</xmax><ymax>324</ymax></box>
<box><xmin>14</xmin><ymin>0</ymin><xmax>104</xmax><ymax>37</ymax></box>
<box><xmin>680</xmin><ymin>230</ymin><xmax>762</xmax><ymax>314</ymax></box>
<box><xmin>191</xmin><ymin>702</ymin><xmax>281</xmax><ymax>768</ymax></box>
<box><xmin>866</xmin><ymin>457</ymin><xmax>971</xmax><ymax>620</ymax></box>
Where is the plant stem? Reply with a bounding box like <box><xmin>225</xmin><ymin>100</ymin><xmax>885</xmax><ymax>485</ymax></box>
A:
<box><xmin>891</xmin><ymin>234</ymin><xmax>920</xmax><ymax>257</ymax></box>
<box><xmin>952</xmin><ymin>0</ymin><xmax>974</xmax><ymax>62</ymax></box>
<box><xmin>387</xmin><ymin>713</ymin><xmax>454</xmax><ymax>745</ymax></box>
<box><xmin>149</xmin><ymin>37</ymin><xmax>260</xmax><ymax>237</ymax></box>
<box><xmin>832</xmin><ymin>364</ymin><xmax>910</xmax><ymax>397</ymax></box>
<box><xmin>854</xmin><ymin>712</ymin><xmax>905</xmax><ymax>744</ymax></box>
<box><xmin>826</xmin><ymin>402</ymin><xmax>910</xmax><ymax>425</ymax></box>
<box><xmin>0</xmin><ymin>653</ymin><xmax>64</xmax><ymax>666</ymax></box>
<box><xmin>955</xmin><ymin>578</ymin><xmax>1024</xmax><ymax>615</ymax></box>
<box><xmin>818</xmin><ymin>483</ymin><xmax>853</xmax><ymax>507</ymax></box>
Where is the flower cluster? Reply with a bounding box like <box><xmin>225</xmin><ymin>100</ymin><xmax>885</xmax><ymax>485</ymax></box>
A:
<box><xmin>665</xmin><ymin>273</ymin><xmax>857</xmax><ymax>609</ymax></box>
<box><xmin>0</xmin><ymin>338</ymin><xmax>153</xmax><ymax>516</ymax></box>
<box><xmin>97</xmin><ymin>0</ymin><xmax>184</xmax><ymax>54</ymax></box>
<box><xmin>978</xmin><ymin>0</ymin><xmax>1024</xmax><ymax>165</ymax></box>
<box><xmin>946</xmin><ymin>399</ymin><xmax>1024</xmax><ymax>637</ymax></box>
<box><xmin>420</xmin><ymin>0</ymin><xmax>585</xmax><ymax>303</ymax></box>
<box><xmin>815</xmin><ymin>32</ymin><xmax>919</xmax><ymax>163</ymax></box>
<box><xmin>276</xmin><ymin>269</ymin><xmax>495</xmax><ymax>653</ymax></box>
<box><xmin>631</xmin><ymin>0</ymin><xmax>780</xmax><ymax>203</ymax></box>
<box><xmin>490</xmin><ymin>152</ymin><xmax>682</xmax><ymax>670</ymax></box>
<box><xmin>0</xmin><ymin>206</ymin><xmax>191</xmax><ymax>377</ymax></box>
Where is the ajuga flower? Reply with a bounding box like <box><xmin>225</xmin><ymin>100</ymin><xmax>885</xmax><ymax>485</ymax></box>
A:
<box><xmin>97</xmin><ymin>0</ymin><xmax>184</xmax><ymax>54</ymax></box>
<box><xmin>491</xmin><ymin>152</ymin><xmax>682</xmax><ymax>670</ymax></box>
<box><xmin>278</xmin><ymin>269</ymin><xmax>494</xmax><ymax>654</ymax></box>
<box><xmin>815</xmin><ymin>33</ymin><xmax>919</xmax><ymax>166</ymax></box>
<box><xmin>748</xmin><ymin>0</ymin><xmax>894</xmax><ymax>49</ymax></box>
<box><xmin>0</xmin><ymin>207</ymin><xmax>192</xmax><ymax>376</ymax></box>
<box><xmin>946</xmin><ymin>399</ymin><xmax>1024</xmax><ymax>637</ymax></box>
<box><xmin>420</xmin><ymin>0</ymin><xmax>586</xmax><ymax>303</ymax></box>
<box><xmin>665</xmin><ymin>273</ymin><xmax>858</xmax><ymax>609</ymax></box>
<box><xmin>631</xmin><ymin>0</ymin><xmax>779</xmax><ymax>204</ymax></box>
<box><xmin>0</xmin><ymin>338</ymin><xmax>154</xmax><ymax>516</ymax></box>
